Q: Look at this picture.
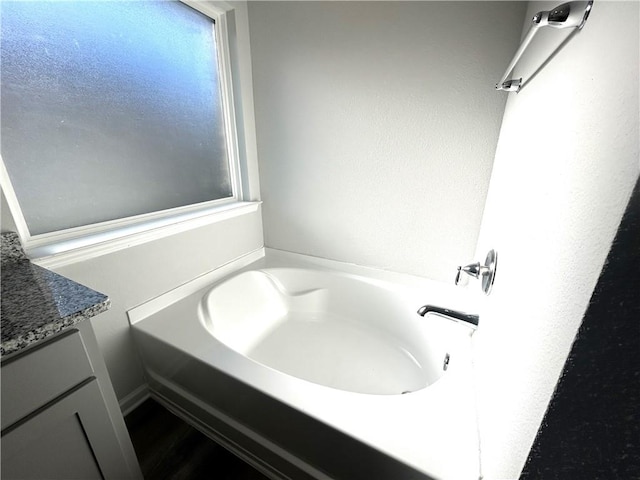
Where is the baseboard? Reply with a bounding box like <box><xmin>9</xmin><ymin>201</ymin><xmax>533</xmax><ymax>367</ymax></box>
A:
<box><xmin>119</xmin><ymin>384</ymin><xmax>150</xmax><ymax>417</ymax></box>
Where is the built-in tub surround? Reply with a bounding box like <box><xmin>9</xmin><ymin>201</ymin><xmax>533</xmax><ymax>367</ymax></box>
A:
<box><xmin>1</xmin><ymin>232</ymin><xmax>110</xmax><ymax>356</ymax></box>
<box><xmin>130</xmin><ymin>249</ymin><xmax>481</xmax><ymax>480</ymax></box>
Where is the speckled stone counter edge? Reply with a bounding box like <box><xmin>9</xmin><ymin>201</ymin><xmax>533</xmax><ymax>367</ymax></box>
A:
<box><xmin>0</xmin><ymin>298</ymin><xmax>111</xmax><ymax>357</ymax></box>
<box><xmin>1</xmin><ymin>231</ymin><xmax>27</xmax><ymax>264</ymax></box>
<box><xmin>1</xmin><ymin>232</ymin><xmax>111</xmax><ymax>357</ymax></box>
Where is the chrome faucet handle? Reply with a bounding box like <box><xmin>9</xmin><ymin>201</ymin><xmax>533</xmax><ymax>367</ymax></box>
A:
<box><xmin>455</xmin><ymin>267</ymin><xmax>462</xmax><ymax>285</ymax></box>
<box><xmin>455</xmin><ymin>262</ymin><xmax>484</xmax><ymax>284</ymax></box>
<box><xmin>455</xmin><ymin>250</ymin><xmax>498</xmax><ymax>295</ymax></box>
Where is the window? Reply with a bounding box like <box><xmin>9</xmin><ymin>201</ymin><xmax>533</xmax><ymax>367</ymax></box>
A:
<box><xmin>0</xmin><ymin>1</ymin><xmax>246</xmax><ymax>256</ymax></box>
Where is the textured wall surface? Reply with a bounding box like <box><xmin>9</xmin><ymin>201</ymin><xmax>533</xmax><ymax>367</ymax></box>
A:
<box><xmin>521</xmin><ymin>177</ymin><xmax>640</xmax><ymax>480</ymax></box>
<box><xmin>249</xmin><ymin>1</ymin><xmax>526</xmax><ymax>281</ymax></box>
<box><xmin>473</xmin><ymin>2</ymin><xmax>640</xmax><ymax>478</ymax></box>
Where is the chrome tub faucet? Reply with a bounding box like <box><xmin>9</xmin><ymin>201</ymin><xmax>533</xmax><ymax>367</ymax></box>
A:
<box><xmin>417</xmin><ymin>305</ymin><xmax>479</xmax><ymax>328</ymax></box>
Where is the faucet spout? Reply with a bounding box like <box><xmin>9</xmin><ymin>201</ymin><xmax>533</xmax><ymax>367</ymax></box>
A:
<box><xmin>417</xmin><ymin>305</ymin><xmax>479</xmax><ymax>327</ymax></box>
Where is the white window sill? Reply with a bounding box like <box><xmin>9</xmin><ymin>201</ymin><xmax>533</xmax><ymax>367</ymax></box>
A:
<box><xmin>31</xmin><ymin>201</ymin><xmax>261</xmax><ymax>269</ymax></box>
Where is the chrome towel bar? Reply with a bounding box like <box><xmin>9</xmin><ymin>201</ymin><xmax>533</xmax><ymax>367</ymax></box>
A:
<box><xmin>496</xmin><ymin>1</ymin><xmax>593</xmax><ymax>93</ymax></box>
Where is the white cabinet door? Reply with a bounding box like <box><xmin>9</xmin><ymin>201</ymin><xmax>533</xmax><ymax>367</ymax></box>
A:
<box><xmin>2</xmin><ymin>378</ymin><xmax>135</xmax><ymax>480</ymax></box>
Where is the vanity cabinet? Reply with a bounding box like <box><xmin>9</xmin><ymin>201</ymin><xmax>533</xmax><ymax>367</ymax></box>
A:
<box><xmin>1</xmin><ymin>321</ymin><xmax>142</xmax><ymax>480</ymax></box>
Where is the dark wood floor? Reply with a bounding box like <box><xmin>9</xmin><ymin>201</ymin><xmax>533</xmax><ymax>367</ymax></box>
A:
<box><xmin>125</xmin><ymin>398</ymin><xmax>270</xmax><ymax>480</ymax></box>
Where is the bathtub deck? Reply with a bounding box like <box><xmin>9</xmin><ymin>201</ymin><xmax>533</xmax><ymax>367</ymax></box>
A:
<box><xmin>125</xmin><ymin>398</ymin><xmax>268</xmax><ymax>480</ymax></box>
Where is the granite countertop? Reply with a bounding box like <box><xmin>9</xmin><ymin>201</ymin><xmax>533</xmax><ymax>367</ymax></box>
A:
<box><xmin>1</xmin><ymin>233</ymin><xmax>111</xmax><ymax>357</ymax></box>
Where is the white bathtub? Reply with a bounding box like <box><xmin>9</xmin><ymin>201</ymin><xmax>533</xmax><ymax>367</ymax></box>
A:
<box><xmin>129</xmin><ymin>249</ymin><xmax>480</xmax><ymax>480</ymax></box>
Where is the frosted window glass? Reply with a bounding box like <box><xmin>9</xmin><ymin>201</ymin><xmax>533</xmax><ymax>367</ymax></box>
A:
<box><xmin>1</xmin><ymin>1</ymin><xmax>233</xmax><ymax>235</ymax></box>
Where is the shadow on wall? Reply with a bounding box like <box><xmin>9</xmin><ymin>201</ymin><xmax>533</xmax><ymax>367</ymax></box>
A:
<box><xmin>521</xmin><ymin>175</ymin><xmax>640</xmax><ymax>479</ymax></box>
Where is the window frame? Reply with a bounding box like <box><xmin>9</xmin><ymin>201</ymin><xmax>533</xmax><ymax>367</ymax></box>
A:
<box><xmin>0</xmin><ymin>0</ymin><xmax>255</xmax><ymax>264</ymax></box>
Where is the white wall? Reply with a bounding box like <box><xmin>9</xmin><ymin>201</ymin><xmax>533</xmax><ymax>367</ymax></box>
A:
<box><xmin>248</xmin><ymin>1</ymin><xmax>527</xmax><ymax>282</ymax></box>
<box><xmin>1</xmin><ymin>190</ymin><xmax>17</xmax><ymax>233</ymax></box>
<box><xmin>473</xmin><ymin>2</ymin><xmax>639</xmax><ymax>478</ymax></box>
<box><xmin>0</xmin><ymin>1</ymin><xmax>263</xmax><ymax>405</ymax></box>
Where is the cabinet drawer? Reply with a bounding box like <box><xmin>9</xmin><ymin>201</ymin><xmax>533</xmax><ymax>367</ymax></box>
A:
<box><xmin>1</xmin><ymin>330</ymin><xmax>94</xmax><ymax>430</ymax></box>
